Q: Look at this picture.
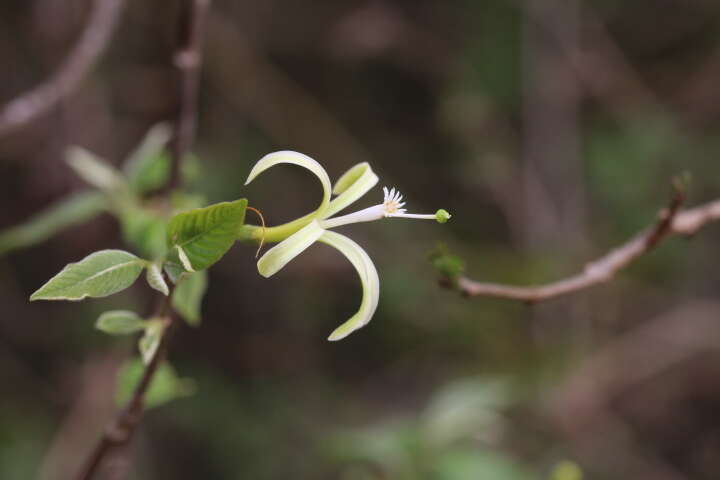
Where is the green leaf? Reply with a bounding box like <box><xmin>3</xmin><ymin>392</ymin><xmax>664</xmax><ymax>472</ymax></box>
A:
<box><xmin>118</xmin><ymin>206</ymin><xmax>168</xmax><ymax>259</ymax></box>
<box><xmin>123</xmin><ymin>123</ymin><xmax>172</xmax><ymax>194</ymax></box>
<box><xmin>167</xmin><ymin>199</ymin><xmax>247</xmax><ymax>271</ymax></box>
<box><xmin>95</xmin><ymin>310</ymin><xmax>146</xmax><ymax>335</ymax></box>
<box><xmin>181</xmin><ymin>152</ymin><xmax>202</xmax><ymax>184</ymax></box>
<box><xmin>0</xmin><ymin>192</ymin><xmax>106</xmax><ymax>255</ymax></box>
<box><xmin>138</xmin><ymin>319</ymin><xmax>166</xmax><ymax>365</ymax></box>
<box><xmin>115</xmin><ymin>359</ymin><xmax>195</xmax><ymax>409</ymax></box>
<box><xmin>66</xmin><ymin>147</ymin><xmax>125</xmax><ymax>191</ymax></box>
<box><xmin>163</xmin><ymin>261</ymin><xmax>185</xmax><ymax>284</ymax></box>
<box><xmin>432</xmin><ymin>450</ymin><xmax>536</xmax><ymax>480</ymax></box>
<box><xmin>128</xmin><ymin>152</ymin><xmax>170</xmax><ymax>194</ymax></box>
<box><xmin>171</xmin><ymin>191</ymin><xmax>206</xmax><ymax>212</ymax></box>
<box><xmin>428</xmin><ymin>244</ymin><xmax>465</xmax><ymax>286</ymax></box>
<box><xmin>30</xmin><ymin>250</ymin><xmax>145</xmax><ymax>301</ymax></box>
<box><xmin>146</xmin><ymin>262</ymin><xmax>169</xmax><ymax>296</ymax></box>
<box><xmin>172</xmin><ymin>270</ymin><xmax>207</xmax><ymax>326</ymax></box>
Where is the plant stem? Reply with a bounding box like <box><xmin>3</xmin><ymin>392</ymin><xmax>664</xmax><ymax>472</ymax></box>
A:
<box><xmin>75</xmin><ymin>1</ymin><xmax>210</xmax><ymax>478</ymax></box>
<box><xmin>75</xmin><ymin>288</ymin><xmax>175</xmax><ymax>480</ymax></box>
<box><xmin>167</xmin><ymin>0</ymin><xmax>211</xmax><ymax>192</ymax></box>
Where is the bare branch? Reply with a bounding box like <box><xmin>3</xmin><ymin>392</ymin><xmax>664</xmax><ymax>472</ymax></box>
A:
<box><xmin>166</xmin><ymin>0</ymin><xmax>211</xmax><ymax>192</ymax></box>
<box><xmin>453</xmin><ymin>190</ymin><xmax>720</xmax><ymax>303</ymax></box>
<box><xmin>0</xmin><ymin>0</ymin><xmax>125</xmax><ymax>137</ymax></box>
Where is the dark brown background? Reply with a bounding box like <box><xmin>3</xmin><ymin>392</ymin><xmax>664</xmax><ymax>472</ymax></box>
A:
<box><xmin>2</xmin><ymin>1</ymin><xmax>720</xmax><ymax>479</ymax></box>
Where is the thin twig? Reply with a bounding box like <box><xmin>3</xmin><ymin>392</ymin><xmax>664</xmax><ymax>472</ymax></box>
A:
<box><xmin>166</xmin><ymin>0</ymin><xmax>211</xmax><ymax>192</ymax></box>
<box><xmin>453</xmin><ymin>189</ymin><xmax>720</xmax><ymax>303</ymax></box>
<box><xmin>0</xmin><ymin>0</ymin><xmax>125</xmax><ymax>136</ymax></box>
<box><xmin>75</xmin><ymin>292</ymin><xmax>175</xmax><ymax>480</ymax></box>
<box><xmin>74</xmin><ymin>1</ymin><xmax>210</xmax><ymax>478</ymax></box>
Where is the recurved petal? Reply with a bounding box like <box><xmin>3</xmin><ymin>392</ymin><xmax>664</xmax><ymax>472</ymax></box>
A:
<box><xmin>245</xmin><ymin>151</ymin><xmax>332</xmax><ymax>218</ymax></box>
<box><xmin>257</xmin><ymin>220</ymin><xmax>325</xmax><ymax>278</ymax></box>
<box><xmin>324</xmin><ymin>162</ymin><xmax>379</xmax><ymax>219</ymax></box>
<box><xmin>318</xmin><ymin>230</ymin><xmax>380</xmax><ymax>341</ymax></box>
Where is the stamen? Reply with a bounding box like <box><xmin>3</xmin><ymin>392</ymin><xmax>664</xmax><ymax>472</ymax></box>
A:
<box><xmin>320</xmin><ymin>205</ymin><xmax>386</xmax><ymax>229</ymax></box>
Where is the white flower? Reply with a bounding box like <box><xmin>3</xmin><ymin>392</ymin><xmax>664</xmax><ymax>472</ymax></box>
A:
<box><xmin>241</xmin><ymin>151</ymin><xmax>450</xmax><ymax>341</ymax></box>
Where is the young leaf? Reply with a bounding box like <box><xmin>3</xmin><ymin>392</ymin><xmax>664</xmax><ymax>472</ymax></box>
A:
<box><xmin>128</xmin><ymin>152</ymin><xmax>170</xmax><ymax>194</ymax></box>
<box><xmin>66</xmin><ymin>147</ymin><xmax>125</xmax><ymax>191</ymax></box>
<box><xmin>172</xmin><ymin>270</ymin><xmax>207</xmax><ymax>327</ymax></box>
<box><xmin>116</xmin><ymin>359</ymin><xmax>195</xmax><ymax>409</ymax></box>
<box><xmin>119</xmin><ymin>206</ymin><xmax>167</xmax><ymax>259</ymax></box>
<box><xmin>146</xmin><ymin>262</ymin><xmax>169</xmax><ymax>296</ymax></box>
<box><xmin>0</xmin><ymin>191</ymin><xmax>106</xmax><ymax>256</ymax></box>
<box><xmin>96</xmin><ymin>310</ymin><xmax>146</xmax><ymax>335</ymax></box>
<box><xmin>176</xmin><ymin>245</ymin><xmax>194</xmax><ymax>272</ymax></box>
<box><xmin>167</xmin><ymin>199</ymin><xmax>247</xmax><ymax>271</ymax></box>
<box><xmin>30</xmin><ymin>250</ymin><xmax>145</xmax><ymax>301</ymax></box>
<box><xmin>123</xmin><ymin>123</ymin><xmax>172</xmax><ymax>194</ymax></box>
<box><xmin>163</xmin><ymin>261</ymin><xmax>185</xmax><ymax>284</ymax></box>
<box><xmin>138</xmin><ymin>319</ymin><xmax>166</xmax><ymax>365</ymax></box>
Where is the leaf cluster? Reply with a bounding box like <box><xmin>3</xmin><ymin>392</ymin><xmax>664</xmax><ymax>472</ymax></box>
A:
<box><xmin>7</xmin><ymin>125</ymin><xmax>252</xmax><ymax>408</ymax></box>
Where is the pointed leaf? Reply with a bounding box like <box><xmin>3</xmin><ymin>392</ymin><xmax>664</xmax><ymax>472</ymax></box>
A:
<box><xmin>318</xmin><ymin>230</ymin><xmax>380</xmax><ymax>341</ymax></box>
<box><xmin>116</xmin><ymin>359</ymin><xmax>195</xmax><ymax>409</ymax></box>
<box><xmin>124</xmin><ymin>123</ymin><xmax>172</xmax><ymax>194</ymax></box>
<box><xmin>138</xmin><ymin>319</ymin><xmax>166</xmax><ymax>364</ymax></box>
<box><xmin>96</xmin><ymin>310</ymin><xmax>146</xmax><ymax>335</ymax></box>
<box><xmin>0</xmin><ymin>192</ymin><xmax>106</xmax><ymax>256</ymax></box>
<box><xmin>30</xmin><ymin>250</ymin><xmax>145</xmax><ymax>301</ymax></box>
<box><xmin>167</xmin><ymin>199</ymin><xmax>247</xmax><ymax>271</ymax></box>
<box><xmin>163</xmin><ymin>261</ymin><xmax>185</xmax><ymax>284</ymax></box>
<box><xmin>146</xmin><ymin>262</ymin><xmax>169</xmax><ymax>295</ymax></box>
<box><xmin>66</xmin><ymin>147</ymin><xmax>125</xmax><ymax>191</ymax></box>
<box><xmin>172</xmin><ymin>270</ymin><xmax>207</xmax><ymax>326</ymax></box>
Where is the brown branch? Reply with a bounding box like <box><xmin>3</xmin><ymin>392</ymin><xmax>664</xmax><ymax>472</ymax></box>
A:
<box><xmin>0</xmin><ymin>0</ymin><xmax>125</xmax><ymax>137</ymax></box>
<box><xmin>166</xmin><ymin>0</ymin><xmax>211</xmax><ymax>192</ymax></box>
<box><xmin>454</xmin><ymin>190</ymin><xmax>720</xmax><ymax>303</ymax></box>
<box><xmin>75</xmin><ymin>292</ymin><xmax>175</xmax><ymax>480</ymax></box>
<box><xmin>74</xmin><ymin>1</ymin><xmax>210</xmax><ymax>478</ymax></box>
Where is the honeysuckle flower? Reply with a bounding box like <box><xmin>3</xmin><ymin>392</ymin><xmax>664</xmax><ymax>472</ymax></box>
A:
<box><xmin>239</xmin><ymin>151</ymin><xmax>450</xmax><ymax>341</ymax></box>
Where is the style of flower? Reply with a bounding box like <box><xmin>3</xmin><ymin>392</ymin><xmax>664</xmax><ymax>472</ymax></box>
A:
<box><xmin>239</xmin><ymin>151</ymin><xmax>450</xmax><ymax>341</ymax></box>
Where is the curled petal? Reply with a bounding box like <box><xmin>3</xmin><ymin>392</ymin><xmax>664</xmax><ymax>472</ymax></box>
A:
<box><xmin>324</xmin><ymin>162</ymin><xmax>379</xmax><ymax>219</ymax></box>
<box><xmin>318</xmin><ymin>230</ymin><xmax>380</xmax><ymax>341</ymax></box>
<box><xmin>257</xmin><ymin>220</ymin><xmax>324</xmax><ymax>278</ymax></box>
<box><xmin>245</xmin><ymin>151</ymin><xmax>332</xmax><ymax>219</ymax></box>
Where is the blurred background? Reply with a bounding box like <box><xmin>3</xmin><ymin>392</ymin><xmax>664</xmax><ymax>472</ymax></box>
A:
<box><xmin>2</xmin><ymin>0</ymin><xmax>720</xmax><ymax>479</ymax></box>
